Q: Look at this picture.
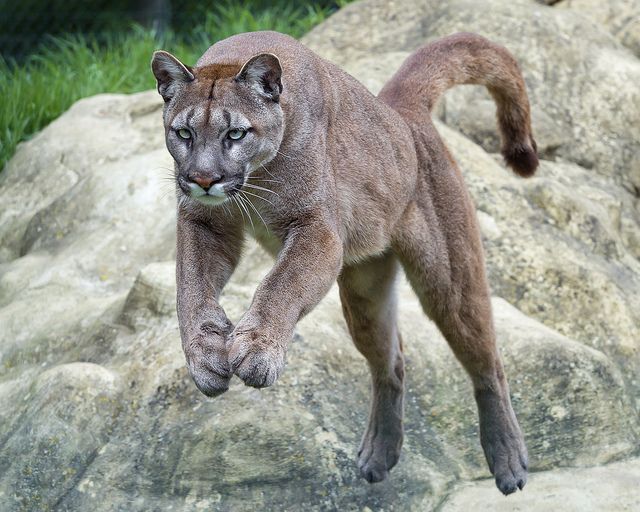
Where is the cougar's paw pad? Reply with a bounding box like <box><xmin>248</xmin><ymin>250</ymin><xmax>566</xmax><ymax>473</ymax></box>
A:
<box><xmin>496</xmin><ymin>466</ymin><xmax>527</xmax><ymax>495</ymax></box>
<box><xmin>494</xmin><ymin>451</ymin><xmax>528</xmax><ymax>495</ymax></box>
<box><xmin>359</xmin><ymin>460</ymin><xmax>389</xmax><ymax>484</ymax></box>
<box><xmin>476</xmin><ymin>388</ymin><xmax>528</xmax><ymax>495</ymax></box>
<box><xmin>228</xmin><ymin>330</ymin><xmax>286</xmax><ymax>388</ymax></box>
<box><xmin>187</xmin><ymin>354</ymin><xmax>231</xmax><ymax>398</ymax></box>
<box><xmin>357</xmin><ymin>430</ymin><xmax>401</xmax><ymax>484</ymax></box>
<box><xmin>484</xmin><ymin>432</ymin><xmax>528</xmax><ymax>495</ymax></box>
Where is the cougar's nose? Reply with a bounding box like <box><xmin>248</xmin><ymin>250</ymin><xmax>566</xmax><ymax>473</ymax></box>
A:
<box><xmin>192</xmin><ymin>174</ymin><xmax>222</xmax><ymax>190</ymax></box>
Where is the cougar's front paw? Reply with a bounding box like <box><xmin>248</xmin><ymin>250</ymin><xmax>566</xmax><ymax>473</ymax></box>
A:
<box><xmin>184</xmin><ymin>320</ymin><xmax>233</xmax><ymax>398</ymax></box>
<box><xmin>228</xmin><ymin>325</ymin><xmax>288</xmax><ymax>388</ymax></box>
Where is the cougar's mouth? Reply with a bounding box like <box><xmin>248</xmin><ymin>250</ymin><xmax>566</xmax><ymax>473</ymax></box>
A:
<box><xmin>180</xmin><ymin>174</ymin><xmax>247</xmax><ymax>207</ymax></box>
<box><xmin>179</xmin><ymin>178</ymin><xmax>229</xmax><ymax>206</ymax></box>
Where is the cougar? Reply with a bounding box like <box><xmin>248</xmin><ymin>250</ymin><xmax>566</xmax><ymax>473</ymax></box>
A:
<box><xmin>152</xmin><ymin>30</ymin><xmax>537</xmax><ymax>495</ymax></box>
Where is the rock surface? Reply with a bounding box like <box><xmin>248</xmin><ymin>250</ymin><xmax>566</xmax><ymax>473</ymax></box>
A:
<box><xmin>1</xmin><ymin>0</ymin><xmax>639</xmax><ymax>510</ymax></box>
<box><xmin>303</xmin><ymin>0</ymin><xmax>640</xmax><ymax>189</ymax></box>
<box><xmin>441</xmin><ymin>457</ymin><xmax>640</xmax><ymax>511</ymax></box>
<box><xmin>558</xmin><ymin>0</ymin><xmax>640</xmax><ymax>57</ymax></box>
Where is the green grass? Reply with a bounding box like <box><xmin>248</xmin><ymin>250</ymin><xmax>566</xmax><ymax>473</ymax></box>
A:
<box><xmin>0</xmin><ymin>1</ymin><xmax>350</xmax><ymax>171</ymax></box>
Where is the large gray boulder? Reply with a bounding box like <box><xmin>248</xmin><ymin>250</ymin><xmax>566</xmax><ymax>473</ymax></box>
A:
<box><xmin>303</xmin><ymin>0</ymin><xmax>640</xmax><ymax>189</ymax></box>
<box><xmin>0</xmin><ymin>0</ymin><xmax>638</xmax><ymax>510</ymax></box>
<box><xmin>441</xmin><ymin>457</ymin><xmax>640</xmax><ymax>511</ymax></box>
<box><xmin>557</xmin><ymin>0</ymin><xmax>640</xmax><ymax>57</ymax></box>
<box><xmin>304</xmin><ymin>0</ymin><xmax>640</xmax><ymax>406</ymax></box>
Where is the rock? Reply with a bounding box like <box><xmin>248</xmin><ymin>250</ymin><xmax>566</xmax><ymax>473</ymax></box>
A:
<box><xmin>4</xmin><ymin>253</ymin><xmax>634</xmax><ymax>510</ymax></box>
<box><xmin>0</xmin><ymin>91</ymin><xmax>176</xmax><ymax>373</ymax></box>
<box><xmin>440</xmin><ymin>457</ymin><xmax>640</xmax><ymax>511</ymax></box>
<box><xmin>432</xmin><ymin>122</ymin><xmax>640</xmax><ymax>393</ymax></box>
<box><xmin>304</xmin><ymin>0</ymin><xmax>640</xmax><ymax>406</ymax></box>
<box><xmin>1</xmin><ymin>0</ymin><xmax>640</xmax><ymax>509</ymax></box>
<box><xmin>120</xmin><ymin>262</ymin><xmax>177</xmax><ymax>330</ymax></box>
<box><xmin>557</xmin><ymin>0</ymin><xmax>640</xmax><ymax>57</ymax></box>
<box><xmin>488</xmin><ymin>298</ymin><xmax>638</xmax><ymax>470</ymax></box>
<box><xmin>439</xmin><ymin>92</ymin><xmax>569</xmax><ymax>159</ymax></box>
<box><xmin>303</xmin><ymin>0</ymin><xmax>640</xmax><ymax>190</ymax></box>
<box><xmin>0</xmin><ymin>363</ymin><xmax>123</xmax><ymax>510</ymax></box>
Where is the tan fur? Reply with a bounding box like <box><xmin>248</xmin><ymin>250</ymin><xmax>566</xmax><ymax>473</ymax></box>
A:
<box><xmin>152</xmin><ymin>31</ymin><xmax>536</xmax><ymax>495</ymax></box>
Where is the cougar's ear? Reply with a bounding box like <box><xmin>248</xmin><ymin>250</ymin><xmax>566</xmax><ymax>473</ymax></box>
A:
<box><xmin>151</xmin><ymin>50</ymin><xmax>194</xmax><ymax>102</ymax></box>
<box><xmin>235</xmin><ymin>53</ymin><xmax>283</xmax><ymax>102</ymax></box>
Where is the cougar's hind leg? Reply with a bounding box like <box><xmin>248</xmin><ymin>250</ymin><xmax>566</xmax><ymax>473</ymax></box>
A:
<box><xmin>338</xmin><ymin>251</ymin><xmax>404</xmax><ymax>484</ymax></box>
<box><xmin>393</xmin><ymin>198</ymin><xmax>528</xmax><ymax>495</ymax></box>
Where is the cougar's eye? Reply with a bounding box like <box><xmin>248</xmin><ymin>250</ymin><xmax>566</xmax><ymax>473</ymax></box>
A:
<box><xmin>177</xmin><ymin>128</ymin><xmax>192</xmax><ymax>140</ymax></box>
<box><xmin>227</xmin><ymin>128</ymin><xmax>246</xmax><ymax>140</ymax></box>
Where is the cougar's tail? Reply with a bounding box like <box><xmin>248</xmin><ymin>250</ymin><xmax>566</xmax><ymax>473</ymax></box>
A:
<box><xmin>379</xmin><ymin>32</ymin><xmax>538</xmax><ymax>177</ymax></box>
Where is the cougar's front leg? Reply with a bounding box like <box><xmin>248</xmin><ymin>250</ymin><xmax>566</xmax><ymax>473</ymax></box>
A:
<box><xmin>176</xmin><ymin>211</ymin><xmax>243</xmax><ymax>397</ymax></box>
<box><xmin>229</xmin><ymin>218</ymin><xmax>343</xmax><ymax>388</ymax></box>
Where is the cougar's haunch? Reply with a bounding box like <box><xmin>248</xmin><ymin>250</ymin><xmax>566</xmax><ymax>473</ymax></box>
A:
<box><xmin>152</xmin><ymin>30</ymin><xmax>536</xmax><ymax>495</ymax></box>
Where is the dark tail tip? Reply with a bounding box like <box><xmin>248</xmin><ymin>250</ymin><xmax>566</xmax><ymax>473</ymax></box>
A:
<box><xmin>502</xmin><ymin>139</ymin><xmax>539</xmax><ymax>177</ymax></box>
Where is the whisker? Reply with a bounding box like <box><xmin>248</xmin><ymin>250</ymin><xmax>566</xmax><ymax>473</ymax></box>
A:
<box><xmin>232</xmin><ymin>191</ymin><xmax>249</xmax><ymax>226</ymax></box>
<box><xmin>247</xmin><ymin>177</ymin><xmax>282</xmax><ymax>184</ymax></box>
<box><xmin>243</xmin><ymin>183</ymin><xmax>280</xmax><ymax>196</ymax></box>
<box><xmin>156</xmin><ymin>169</ymin><xmax>176</xmax><ymax>177</ymax></box>
<box><xmin>236</xmin><ymin>192</ymin><xmax>256</xmax><ymax>233</ymax></box>
<box><xmin>241</xmin><ymin>191</ymin><xmax>269</xmax><ymax>232</ymax></box>
<box><xmin>159</xmin><ymin>189</ymin><xmax>177</xmax><ymax>201</ymax></box>
<box><xmin>234</xmin><ymin>195</ymin><xmax>247</xmax><ymax>226</ymax></box>
<box><xmin>154</xmin><ymin>167</ymin><xmax>177</xmax><ymax>179</ymax></box>
<box><xmin>231</xmin><ymin>194</ymin><xmax>247</xmax><ymax>227</ymax></box>
<box><xmin>245</xmin><ymin>173</ymin><xmax>283</xmax><ymax>184</ymax></box>
<box><xmin>275</xmin><ymin>149</ymin><xmax>293</xmax><ymax>160</ymax></box>
<box><xmin>260</xmin><ymin>164</ymin><xmax>281</xmax><ymax>181</ymax></box>
<box><xmin>221</xmin><ymin>200</ymin><xmax>232</xmax><ymax>218</ymax></box>
<box><xmin>240</xmin><ymin>189</ymin><xmax>275</xmax><ymax>206</ymax></box>
<box><xmin>158</xmin><ymin>181</ymin><xmax>178</xmax><ymax>201</ymax></box>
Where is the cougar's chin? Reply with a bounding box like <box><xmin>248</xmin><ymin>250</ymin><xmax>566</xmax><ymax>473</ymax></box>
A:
<box><xmin>188</xmin><ymin>182</ymin><xmax>229</xmax><ymax>206</ymax></box>
<box><xmin>193</xmin><ymin>194</ymin><xmax>229</xmax><ymax>206</ymax></box>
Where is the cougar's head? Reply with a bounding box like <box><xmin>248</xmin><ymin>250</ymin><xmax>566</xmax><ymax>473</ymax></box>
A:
<box><xmin>151</xmin><ymin>50</ymin><xmax>284</xmax><ymax>206</ymax></box>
